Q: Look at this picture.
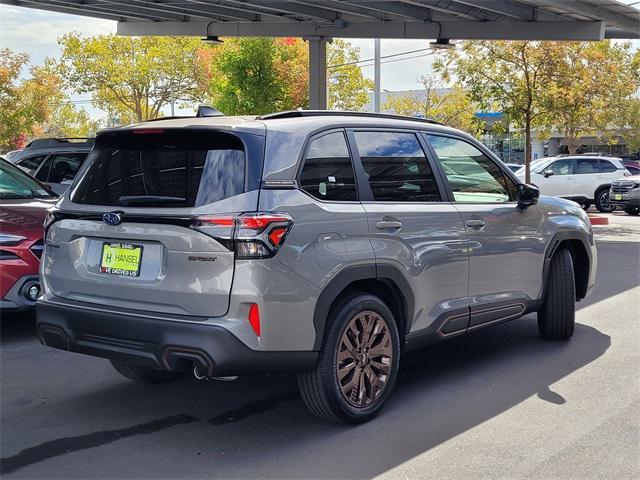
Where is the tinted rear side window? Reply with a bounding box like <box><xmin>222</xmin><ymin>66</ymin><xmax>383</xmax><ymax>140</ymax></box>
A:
<box><xmin>599</xmin><ymin>160</ymin><xmax>617</xmax><ymax>173</ymax></box>
<box><xmin>574</xmin><ymin>158</ymin><xmax>599</xmax><ymax>174</ymax></box>
<box><xmin>72</xmin><ymin>131</ymin><xmax>245</xmax><ymax>207</ymax></box>
<box><xmin>300</xmin><ymin>131</ymin><xmax>357</xmax><ymax>201</ymax></box>
<box><xmin>354</xmin><ymin>131</ymin><xmax>440</xmax><ymax>202</ymax></box>
<box><xmin>17</xmin><ymin>155</ymin><xmax>47</xmax><ymax>176</ymax></box>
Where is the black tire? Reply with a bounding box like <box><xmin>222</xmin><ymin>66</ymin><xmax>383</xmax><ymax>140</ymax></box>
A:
<box><xmin>595</xmin><ymin>188</ymin><xmax>614</xmax><ymax>212</ymax></box>
<box><xmin>110</xmin><ymin>360</ymin><xmax>182</xmax><ymax>384</ymax></box>
<box><xmin>298</xmin><ymin>294</ymin><xmax>400</xmax><ymax>424</ymax></box>
<box><xmin>579</xmin><ymin>201</ymin><xmax>591</xmax><ymax>211</ymax></box>
<box><xmin>624</xmin><ymin>206</ymin><xmax>639</xmax><ymax>216</ymax></box>
<box><xmin>538</xmin><ymin>248</ymin><xmax>576</xmax><ymax>340</ymax></box>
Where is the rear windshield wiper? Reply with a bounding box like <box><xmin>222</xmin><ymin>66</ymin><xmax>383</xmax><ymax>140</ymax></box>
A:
<box><xmin>118</xmin><ymin>195</ymin><xmax>186</xmax><ymax>206</ymax></box>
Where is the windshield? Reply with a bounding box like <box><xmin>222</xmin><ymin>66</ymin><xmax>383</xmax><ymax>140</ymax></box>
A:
<box><xmin>515</xmin><ymin>159</ymin><xmax>552</xmax><ymax>175</ymax></box>
<box><xmin>72</xmin><ymin>130</ymin><xmax>246</xmax><ymax>208</ymax></box>
<box><xmin>0</xmin><ymin>159</ymin><xmax>54</xmax><ymax>200</ymax></box>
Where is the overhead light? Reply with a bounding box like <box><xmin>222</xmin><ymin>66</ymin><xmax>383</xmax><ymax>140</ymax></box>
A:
<box><xmin>429</xmin><ymin>38</ymin><xmax>455</xmax><ymax>50</ymax></box>
<box><xmin>201</xmin><ymin>35</ymin><xmax>223</xmax><ymax>44</ymax></box>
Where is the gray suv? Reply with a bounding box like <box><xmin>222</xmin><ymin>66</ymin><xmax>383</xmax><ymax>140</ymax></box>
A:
<box><xmin>37</xmin><ymin>112</ymin><xmax>596</xmax><ymax>423</ymax></box>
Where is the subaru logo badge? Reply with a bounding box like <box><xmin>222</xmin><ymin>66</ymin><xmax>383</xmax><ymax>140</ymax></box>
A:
<box><xmin>103</xmin><ymin>212</ymin><xmax>122</xmax><ymax>226</ymax></box>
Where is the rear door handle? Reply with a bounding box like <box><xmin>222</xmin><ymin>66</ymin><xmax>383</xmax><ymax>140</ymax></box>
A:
<box><xmin>376</xmin><ymin>220</ymin><xmax>402</xmax><ymax>229</ymax></box>
<box><xmin>465</xmin><ymin>219</ymin><xmax>486</xmax><ymax>229</ymax></box>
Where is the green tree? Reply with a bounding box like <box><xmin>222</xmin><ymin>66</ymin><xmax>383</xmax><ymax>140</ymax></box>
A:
<box><xmin>384</xmin><ymin>76</ymin><xmax>483</xmax><ymax>135</ymax></box>
<box><xmin>327</xmin><ymin>39</ymin><xmax>373</xmax><ymax>111</ymax></box>
<box><xmin>0</xmin><ymin>49</ymin><xmax>67</xmax><ymax>151</ymax></box>
<box><xmin>205</xmin><ymin>37</ymin><xmax>372</xmax><ymax>114</ymax></box>
<box><xmin>618</xmin><ymin>98</ymin><xmax>640</xmax><ymax>153</ymax></box>
<box><xmin>41</xmin><ymin>102</ymin><xmax>100</xmax><ymax>138</ymax></box>
<box><xmin>208</xmin><ymin>37</ymin><xmax>284</xmax><ymax>115</ymax></box>
<box><xmin>544</xmin><ymin>41</ymin><xmax>639</xmax><ymax>154</ymax></box>
<box><xmin>56</xmin><ymin>34</ymin><xmax>205</xmax><ymax>122</ymax></box>
<box><xmin>437</xmin><ymin>41</ymin><xmax>558</xmax><ymax>183</ymax></box>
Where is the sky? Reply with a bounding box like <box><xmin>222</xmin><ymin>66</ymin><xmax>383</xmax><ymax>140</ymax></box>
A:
<box><xmin>0</xmin><ymin>2</ymin><xmax>638</xmax><ymax>121</ymax></box>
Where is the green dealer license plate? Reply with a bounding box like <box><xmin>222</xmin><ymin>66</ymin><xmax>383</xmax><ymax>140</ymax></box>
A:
<box><xmin>614</xmin><ymin>194</ymin><xmax>623</xmax><ymax>201</ymax></box>
<box><xmin>100</xmin><ymin>242</ymin><xmax>143</xmax><ymax>277</ymax></box>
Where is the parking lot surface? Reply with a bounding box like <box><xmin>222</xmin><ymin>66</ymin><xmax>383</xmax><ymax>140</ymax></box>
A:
<box><xmin>1</xmin><ymin>213</ymin><xmax>638</xmax><ymax>479</ymax></box>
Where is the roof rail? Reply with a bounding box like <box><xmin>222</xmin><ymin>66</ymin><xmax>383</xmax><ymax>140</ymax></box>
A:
<box><xmin>26</xmin><ymin>137</ymin><xmax>94</xmax><ymax>149</ymax></box>
<box><xmin>257</xmin><ymin>110</ymin><xmax>443</xmax><ymax>125</ymax></box>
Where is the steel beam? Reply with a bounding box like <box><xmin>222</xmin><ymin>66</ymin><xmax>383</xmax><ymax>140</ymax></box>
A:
<box><xmin>306</xmin><ymin>37</ymin><xmax>329</xmax><ymax>110</ymax></box>
<box><xmin>117</xmin><ymin>20</ymin><xmax>612</xmax><ymax>41</ymax></box>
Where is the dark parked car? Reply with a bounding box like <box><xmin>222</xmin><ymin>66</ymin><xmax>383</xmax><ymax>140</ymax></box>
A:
<box><xmin>610</xmin><ymin>175</ymin><xmax>640</xmax><ymax>216</ymax></box>
<box><xmin>0</xmin><ymin>158</ymin><xmax>57</xmax><ymax>311</ymax></box>
<box><xmin>9</xmin><ymin>138</ymin><xmax>94</xmax><ymax>195</ymax></box>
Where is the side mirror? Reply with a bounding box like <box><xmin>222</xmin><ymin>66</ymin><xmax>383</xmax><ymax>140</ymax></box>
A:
<box><xmin>517</xmin><ymin>183</ymin><xmax>540</xmax><ymax>209</ymax></box>
<box><xmin>543</xmin><ymin>169</ymin><xmax>554</xmax><ymax>178</ymax></box>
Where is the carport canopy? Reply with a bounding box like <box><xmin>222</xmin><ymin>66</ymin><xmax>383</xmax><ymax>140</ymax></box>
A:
<box><xmin>5</xmin><ymin>0</ymin><xmax>640</xmax><ymax>108</ymax></box>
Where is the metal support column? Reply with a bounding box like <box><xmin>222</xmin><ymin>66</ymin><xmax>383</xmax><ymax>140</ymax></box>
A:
<box><xmin>374</xmin><ymin>38</ymin><xmax>381</xmax><ymax>113</ymax></box>
<box><xmin>306</xmin><ymin>36</ymin><xmax>329</xmax><ymax>110</ymax></box>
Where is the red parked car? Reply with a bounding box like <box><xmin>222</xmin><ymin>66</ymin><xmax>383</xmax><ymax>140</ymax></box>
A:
<box><xmin>0</xmin><ymin>157</ymin><xmax>57</xmax><ymax>312</ymax></box>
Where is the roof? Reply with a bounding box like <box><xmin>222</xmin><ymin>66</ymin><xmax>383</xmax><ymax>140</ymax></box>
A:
<box><xmin>3</xmin><ymin>1</ymin><xmax>638</xmax><ymax>40</ymax></box>
<box><xmin>106</xmin><ymin>111</ymin><xmax>463</xmax><ymax>137</ymax></box>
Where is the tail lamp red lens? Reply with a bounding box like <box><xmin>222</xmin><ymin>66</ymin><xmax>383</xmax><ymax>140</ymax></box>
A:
<box><xmin>191</xmin><ymin>213</ymin><xmax>292</xmax><ymax>259</ymax></box>
<box><xmin>248</xmin><ymin>303</ymin><xmax>260</xmax><ymax>337</ymax></box>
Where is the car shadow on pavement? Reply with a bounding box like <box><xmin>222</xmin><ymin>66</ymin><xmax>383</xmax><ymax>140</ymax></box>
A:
<box><xmin>0</xmin><ymin>317</ymin><xmax>610</xmax><ymax>479</ymax></box>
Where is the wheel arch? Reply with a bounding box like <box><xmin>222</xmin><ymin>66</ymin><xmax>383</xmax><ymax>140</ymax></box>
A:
<box><xmin>543</xmin><ymin>231</ymin><xmax>592</xmax><ymax>301</ymax></box>
<box><xmin>312</xmin><ymin>265</ymin><xmax>414</xmax><ymax>350</ymax></box>
<box><xmin>594</xmin><ymin>183</ymin><xmax>611</xmax><ymax>198</ymax></box>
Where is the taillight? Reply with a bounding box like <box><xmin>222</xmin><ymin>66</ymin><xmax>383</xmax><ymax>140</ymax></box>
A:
<box><xmin>191</xmin><ymin>213</ymin><xmax>293</xmax><ymax>259</ymax></box>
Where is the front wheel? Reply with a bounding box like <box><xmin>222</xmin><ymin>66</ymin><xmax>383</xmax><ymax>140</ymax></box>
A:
<box><xmin>538</xmin><ymin>248</ymin><xmax>575</xmax><ymax>340</ymax></box>
<box><xmin>595</xmin><ymin>189</ymin><xmax>614</xmax><ymax>212</ymax></box>
<box><xmin>298</xmin><ymin>294</ymin><xmax>400</xmax><ymax>424</ymax></box>
<box><xmin>110</xmin><ymin>360</ymin><xmax>182</xmax><ymax>384</ymax></box>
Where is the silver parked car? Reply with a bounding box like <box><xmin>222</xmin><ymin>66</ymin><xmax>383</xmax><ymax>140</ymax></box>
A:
<box><xmin>8</xmin><ymin>138</ymin><xmax>94</xmax><ymax>195</ymax></box>
<box><xmin>37</xmin><ymin>111</ymin><xmax>596</xmax><ymax>423</ymax></box>
<box><xmin>610</xmin><ymin>175</ymin><xmax>640</xmax><ymax>215</ymax></box>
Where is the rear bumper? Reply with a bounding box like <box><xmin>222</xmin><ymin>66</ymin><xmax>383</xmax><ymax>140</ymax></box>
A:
<box><xmin>36</xmin><ymin>298</ymin><xmax>318</xmax><ymax>376</ymax></box>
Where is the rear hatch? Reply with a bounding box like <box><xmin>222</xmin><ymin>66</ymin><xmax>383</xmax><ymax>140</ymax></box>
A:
<box><xmin>43</xmin><ymin>128</ymin><xmax>262</xmax><ymax>317</ymax></box>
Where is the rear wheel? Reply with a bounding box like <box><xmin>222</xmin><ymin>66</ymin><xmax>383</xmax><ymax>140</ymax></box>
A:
<box><xmin>579</xmin><ymin>201</ymin><xmax>591</xmax><ymax>211</ymax></box>
<box><xmin>538</xmin><ymin>248</ymin><xmax>575</xmax><ymax>340</ymax></box>
<box><xmin>624</xmin><ymin>206</ymin><xmax>639</xmax><ymax>216</ymax></box>
<box><xmin>298</xmin><ymin>294</ymin><xmax>400</xmax><ymax>424</ymax></box>
<box><xmin>110</xmin><ymin>360</ymin><xmax>182</xmax><ymax>384</ymax></box>
<box><xmin>595</xmin><ymin>188</ymin><xmax>614</xmax><ymax>212</ymax></box>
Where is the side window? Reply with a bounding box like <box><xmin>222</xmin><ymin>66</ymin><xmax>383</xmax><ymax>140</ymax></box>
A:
<box><xmin>574</xmin><ymin>158</ymin><xmax>599</xmax><ymax>174</ymax></box>
<box><xmin>546</xmin><ymin>159</ymin><xmax>573</xmax><ymax>175</ymax></box>
<box><xmin>16</xmin><ymin>155</ymin><xmax>47</xmax><ymax>177</ymax></box>
<box><xmin>599</xmin><ymin>160</ymin><xmax>617</xmax><ymax>173</ymax></box>
<box><xmin>35</xmin><ymin>156</ymin><xmax>53</xmax><ymax>181</ymax></box>
<box><xmin>300</xmin><ymin>132</ymin><xmax>357</xmax><ymax>201</ymax></box>
<box><xmin>353</xmin><ymin>131</ymin><xmax>440</xmax><ymax>202</ymax></box>
<box><xmin>47</xmin><ymin>152</ymin><xmax>88</xmax><ymax>183</ymax></box>
<box><xmin>427</xmin><ymin>135</ymin><xmax>514</xmax><ymax>203</ymax></box>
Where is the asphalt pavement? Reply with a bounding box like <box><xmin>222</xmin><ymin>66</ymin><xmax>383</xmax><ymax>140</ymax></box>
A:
<box><xmin>1</xmin><ymin>212</ymin><xmax>638</xmax><ymax>479</ymax></box>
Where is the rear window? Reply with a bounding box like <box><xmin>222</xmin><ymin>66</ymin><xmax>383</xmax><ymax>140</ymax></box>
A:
<box><xmin>72</xmin><ymin>130</ymin><xmax>245</xmax><ymax>207</ymax></box>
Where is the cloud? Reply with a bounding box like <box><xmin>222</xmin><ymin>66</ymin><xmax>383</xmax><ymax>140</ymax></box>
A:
<box><xmin>0</xmin><ymin>5</ymin><xmax>116</xmax><ymax>63</ymax></box>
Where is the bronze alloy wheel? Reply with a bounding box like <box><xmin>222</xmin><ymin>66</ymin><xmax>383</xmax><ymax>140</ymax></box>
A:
<box><xmin>336</xmin><ymin>311</ymin><xmax>393</xmax><ymax>408</ymax></box>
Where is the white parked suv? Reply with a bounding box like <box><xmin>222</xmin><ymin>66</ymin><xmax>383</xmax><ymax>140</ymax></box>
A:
<box><xmin>516</xmin><ymin>155</ymin><xmax>630</xmax><ymax>211</ymax></box>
